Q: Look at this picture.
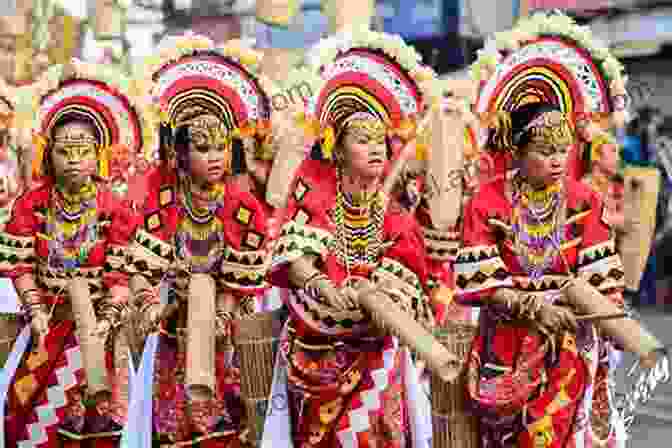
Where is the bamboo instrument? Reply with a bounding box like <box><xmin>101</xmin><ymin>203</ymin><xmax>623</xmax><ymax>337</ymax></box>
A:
<box><xmin>357</xmin><ymin>287</ymin><xmax>460</xmax><ymax>383</ymax></box>
<box><xmin>426</xmin><ymin>95</ymin><xmax>465</xmax><ymax>231</ymax></box>
<box><xmin>266</xmin><ymin>103</ymin><xmax>307</xmax><ymax>209</ymax></box>
<box><xmin>233</xmin><ymin>311</ymin><xmax>278</xmax><ymax>444</ymax></box>
<box><xmin>186</xmin><ymin>273</ymin><xmax>217</xmax><ymax>400</ymax></box>
<box><xmin>431</xmin><ymin>323</ymin><xmax>480</xmax><ymax>448</ymax></box>
<box><xmin>68</xmin><ymin>277</ymin><xmax>110</xmax><ymax>396</ymax></box>
<box><xmin>564</xmin><ymin>277</ymin><xmax>662</xmax><ymax>358</ymax></box>
<box><xmin>621</xmin><ymin>166</ymin><xmax>660</xmax><ymax>291</ymax></box>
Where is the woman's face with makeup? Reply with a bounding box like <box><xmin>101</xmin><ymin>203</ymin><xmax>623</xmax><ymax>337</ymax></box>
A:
<box><xmin>520</xmin><ymin>141</ymin><xmax>571</xmax><ymax>187</ymax></box>
<box><xmin>340</xmin><ymin>119</ymin><xmax>388</xmax><ymax>180</ymax></box>
<box><xmin>50</xmin><ymin>121</ymin><xmax>99</xmax><ymax>189</ymax></box>
<box><xmin>186</xmin><ymin>115</ymin><xmax>230</xmax><ymax>185</ymax></box>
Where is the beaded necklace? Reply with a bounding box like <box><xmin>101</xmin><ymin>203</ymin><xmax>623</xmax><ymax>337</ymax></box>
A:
<box><xmin>46</xmin><ymin>182</ymin><xmax>99</xmax><ymax>271</ymax></box>
<box><xmin>175</xmin><ymin>177</ymin><xmax>226</xmax><ymax>272</ymax></box>
<box><xmin>333</xmin><ymin>173</ymin><xmax>385</xmax><ymax>278</ymax></box>
<box><xmin>511</xmin><ymin>175</ymin><xmax>565</xmax><ymax>280</ymax></box>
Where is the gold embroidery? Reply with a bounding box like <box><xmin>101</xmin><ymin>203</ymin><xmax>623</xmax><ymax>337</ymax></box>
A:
<box><xmin>146</xmin><ymin>213</ymin><xmax>161</xmax><ymax>231</ymax></box>
<box><xmin>528</xmin><ymin>415</ymin><xmax>555</xmax><ymax>448</ymax></box>
<box><xmin>159</xmin><ymin>187</ymin><xmax>173</xmax><ymax>207</ymax></box>
<box><xmin>236</xmin><ymin>206</ymin><xmax>252</xmax><ymax>226</ymax></box>
<box><xmin>319</xmin><ymin>397</ymin><xmax>344</xmax><ymax>425</ymax></box>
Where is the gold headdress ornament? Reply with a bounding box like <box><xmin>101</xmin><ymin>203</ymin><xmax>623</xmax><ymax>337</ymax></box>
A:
<box><xmin>474</xmin><ymin>12</ymin><xmax>629</xmax><ymax>143</ymax></box>
<box><xmin>30</xmin><ymin>59</ymin><xmax>143</xmax><ymax>180</ymax></box>
<box><xmin>302</xmin><ymin>29</ymin><xmax>439</xmax><ymax>162</ymax></box>
<box><xmin>139</xmin><ymin>34</ymin><xmax>277</xmax><ymax>167</ymax></box>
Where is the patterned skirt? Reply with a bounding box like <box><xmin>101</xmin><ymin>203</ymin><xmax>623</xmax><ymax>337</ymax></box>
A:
<box><xmin>283</xmin><ymin>326</ymin><xmax>409</xmax><ymax>448</ymax></box>
<box><xmin>150</xmin><ymin>331</ymin><xmax>243</xmax><ymax>447</ymax></box>
<box><xmin>3</xmin><ymin>319</ymin><xmax>125</xmax><ymax>448</ymax></box>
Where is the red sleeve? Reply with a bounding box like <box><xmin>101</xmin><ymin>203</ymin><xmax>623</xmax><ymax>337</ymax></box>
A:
<box><xmin>454</xmin><ymin>185</ymin><xmax>513</xmax><ymax>306</ymax></box>
<box><xmin>0</xmin><ymin>189</ymin><xmax>41</xmax><ymax>280</ymax></box>
<box><xmin>382</xmin><ymin>211</ymin><xmax>429</xmax><ymax>289</ymax></box>
<box><xmin>217</xmin><ymin>184</ymin><xmax>271</xmax><ymax>295</ymax></box>
<box><xmin>269</xmin><ymin>160</ymin><xmax>337</xmax><ymax>288</ymax></box>
<box><xmin>371</xmin><ymin>210</ymin><xmax>435</xmax><ymax>327</ymax></box>
<box><xmin>575</xmin><ymin>186</ymin><xmax>625</xmax><ymax>300</ymax></box>
<box><xmin>101</xmin><ymin>190</ymin><xmax>140</xmax><ymax>289</ymax></box>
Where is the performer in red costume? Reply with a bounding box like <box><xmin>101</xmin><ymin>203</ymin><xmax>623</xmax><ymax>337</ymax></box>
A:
<box><xmin>0</xmin><ymin>59</ymin><xmax>142</xmax><ymax>447</ymax></box>
<box><xmin>124</xmin><ymin>35</ymin><xmax>274</xmax><ymax>447</ymax></box>
<box><xmin>457</xmin><ymin>12</ymin><xmax>669</xmax><ymax>448</ymax></box>
<box><xmin>264</xmin><ymin>30</ymin><xmax>439</xmax><ymax>448</ymax></box>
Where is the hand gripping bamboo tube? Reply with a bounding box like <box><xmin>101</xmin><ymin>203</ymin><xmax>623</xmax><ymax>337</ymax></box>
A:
<box><xmin>68</xmin><ymin>277</ymin><xmax>110</xmax><ymax>396</ymax></box>
<box><xmin>357</xmin><ymin>288</ymin><xmax>460</xmax><ymax>383</ymax></box>
<box><xmin>564</xmin><ymin>278</ymin><xmax>662</xmax><ymax>358</ymax></box>
<box><xmin>186</xmin><ymin>273</ymin><xmax>217</xmax><ymax>400</ymax></box>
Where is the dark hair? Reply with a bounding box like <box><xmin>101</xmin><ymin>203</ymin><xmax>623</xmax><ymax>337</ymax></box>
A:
<box><xmin>487</xmin><ymin>102</ymin><xmax>565</xmax><ymax>154</ymax></box>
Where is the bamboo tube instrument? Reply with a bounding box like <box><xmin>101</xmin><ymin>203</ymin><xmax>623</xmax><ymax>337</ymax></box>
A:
<box><xmin>233</xmin><ymin>311</ymin><xmax>278</xmax><ymax>444</ymax></box>
<box><xmin>68</xmin><ymin>277</ymin><xmax>110</xmax><ymax>396</ymax></box>
<box><xmin>357</xmin><ymin>286</ymin><xmax>460</xmax><ymax>383</ymax></box>
<box><xmin>186</xmin><ymin>273</ymin><xmax>217</xmax><ymax>400</ymax></box>
<box><xmin>564</xmin><ymin>277</ymin><xmax>662</xmax><ymax>358</ymax></box>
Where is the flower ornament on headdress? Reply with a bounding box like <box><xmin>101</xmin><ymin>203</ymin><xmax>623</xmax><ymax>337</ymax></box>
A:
<box><xmin>141</xmin><ymin>34</ymin><xmax>275</xmax><ymax>172</ymax></box>
<box><xmin>303</xmin><ymin>29</ymin><xmax>436</xmax><ymax>161</ymax></box>
<box><xmin>31</xmin><ymin>58</ymin><xmax>143</xmax><ymax>180</ymax></box>
<box><xmin>474</xmin><ymin>11</ymin><xmax>629</xmax><ymax>141</ymax></box>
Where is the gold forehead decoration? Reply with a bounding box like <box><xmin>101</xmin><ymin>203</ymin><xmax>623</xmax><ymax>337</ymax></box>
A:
<box><xmin>184</xmin><ymin>114</ymin><xmax>231</xmax><ymax>147</ymax></box>
<box><xmin>345</xmin><ymin>118</ymin><xmax>387</xmax><ymax>141</ymax></box>
<box><xmin>523</xmin><ymin>111</ymin><xmax>574</xmax><ymax>147</ymax></box>
<box><xmin>52</xmin><ymin>126</ymin><xmax>99</xmax><ymax>146</ymax></box>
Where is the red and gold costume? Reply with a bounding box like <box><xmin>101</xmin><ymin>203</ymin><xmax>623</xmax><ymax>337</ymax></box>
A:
<box><xmin>124</xmin><ymin>35</ymin><xmax>273</xmax><ymax>446</ymax></box>
<box><xmin>0</xmin><ymin>60</ymin><xmax>143</xmax><ymax>447</ymax></box>
<box><xmin>459</xmin><ymin>12</ymin><xmax>635</xmax><ymax>448</ymax></box>
<box><xmin>266</xmin><ymin>30</ymin><xmax>436</xmax><ymax>448</ymax></box>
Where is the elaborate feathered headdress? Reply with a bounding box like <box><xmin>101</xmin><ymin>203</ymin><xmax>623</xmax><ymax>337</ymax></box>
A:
<box><xmin>30</xmin><ymin>59</ymin><xmax>143</xmax><ymax>180</ymax></box>
<box><xmin>472</xmin><ymin>11</ymin><xmax>629</xmax><ymax>179</ymax></box>
<box><xmin>139</xmin><ymin>34</ymin><xmax>276</xmax><ymax>170</ymax></box>
<box><xmin>298</xmin><ymin>30</ymin><xmax>437</xmax><ymax>161</ymax></box>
